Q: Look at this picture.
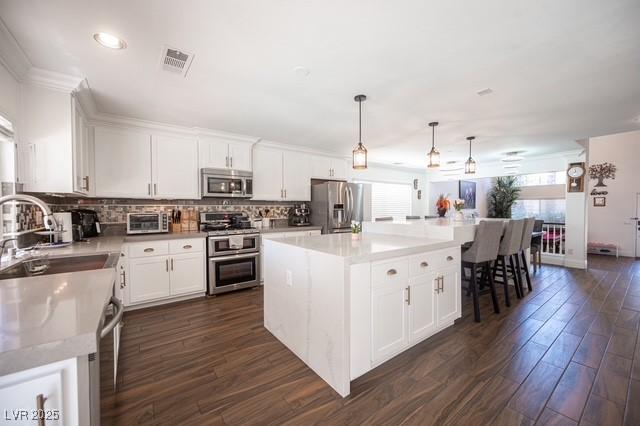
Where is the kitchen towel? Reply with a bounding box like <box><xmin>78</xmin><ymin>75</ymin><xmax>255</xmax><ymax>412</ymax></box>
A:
<box><xmin>229</xmin><ymin>235</ymin><xmax>244</xmax><ymax>249</ymax></box>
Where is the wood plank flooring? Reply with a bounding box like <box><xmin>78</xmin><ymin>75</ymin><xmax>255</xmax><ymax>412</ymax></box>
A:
<box><xmin>101</xmin><ymin>255</ymin><xmax>640</xmax><ymax>425</ymax></box>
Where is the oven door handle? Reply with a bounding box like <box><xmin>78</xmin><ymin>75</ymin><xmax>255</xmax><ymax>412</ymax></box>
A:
<box><xmin>100</xmin><ymin>297</ymin><xmax>124</xmax><ymax>339</ymax></box>
<box><xmin>209</xmin><ymin>252</ymin><xmax>260</xmax><ymax>262</ymax></box>
<box><xmin>208</xmin><ymin>234</ymin><xmax>260</xmax><ymax>242</ymax></box>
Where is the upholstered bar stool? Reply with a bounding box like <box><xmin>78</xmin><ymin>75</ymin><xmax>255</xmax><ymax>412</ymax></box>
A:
<box><xmin>517</xmin><ymin>218</ymin><xmax>536</xmax><ymax>294</ymax></box>
<box><xmin>493</xmin><ymin>219</ymin><xmax>525</xmax><ymax>307</ymax></box>
<box><xmin>531</xmin><ymin>220</ymin><xmax>544</xmax><ymax>272</ymax></box>
<box><xmin>461</xmin><ymin>221</ymin><xmax>504</xmax><ymax>322</ymax></box>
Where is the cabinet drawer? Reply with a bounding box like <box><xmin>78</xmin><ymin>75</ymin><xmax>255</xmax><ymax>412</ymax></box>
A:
<box><xmin>372</xmin><ymin>258</ymin><xmax>408</xmax><ymax>289</ymax></box>
<box><xmin>409</xmin><ymin>248</ymin><xmax>459</xmax><ymax>276</ymax></box>
<box><xmin>169</xmin><ymin>238</ymin><xmax>205</xmax><ymax>254</ymax></box>
<box><xmin>128</xmin><ymin>241</ymin><xmax>169</xmax><ymax>258</ymax></box>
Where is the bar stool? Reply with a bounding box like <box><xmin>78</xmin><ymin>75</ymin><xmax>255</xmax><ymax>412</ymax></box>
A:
<box><xmin>406</xmin><ymin>215</ymin><xmax>421</xmax><ymax>219</ymax></box>
<box><xmin>517</xmin><ymin>218</ymin><xmax>536</xmax><ymax>294</ymax></box>
<box><xmin>493</xmin><ymin>219</ymin><xmax>525</xmax><ymax>307</ymax></box>
<box><xmin>461</xmin><ymin>220</ymin><xmax>504</xmax><ymax>322</ymax></box>
<box><xmin>531</xmin><ymin>220</ymin><xmax>543</xmax><ymax>272</ymax></box>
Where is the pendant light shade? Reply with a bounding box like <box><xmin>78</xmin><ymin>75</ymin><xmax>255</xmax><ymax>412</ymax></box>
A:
<box><xmin>465</xmin><ymin>136</ymin><xmax>476</xmax><ymax>174</ymax></box>
<box><xmin>427</xmin><ymin>122</ymin><xmax>440</xmax><ymax>168</ymax></box>
<box><xmin>352</xmin><ymin>94</ymin><xmax>368</xmax><ymax>170</ymax></box>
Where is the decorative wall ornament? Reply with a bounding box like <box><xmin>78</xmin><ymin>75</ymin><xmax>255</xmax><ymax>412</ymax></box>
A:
<box><xmin>593</xmin><ymin>196</ymin><xmax>606</xmax><ymax>207</ymax></box>
<box><xmin>590</xmin><ymin>188</ymin><xmax>608</xmax><ymax>196</ymax></box>
<box><xmin>588</xmin><ymin>162</ymin><xmax>616</xmax><ymax>187</ymax></box>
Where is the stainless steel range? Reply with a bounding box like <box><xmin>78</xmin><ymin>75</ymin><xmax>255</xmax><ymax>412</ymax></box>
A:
<box><xmin>201</xmin><ymin>212</ymin><xmax>261</xmax><ymax>295</ymax></box>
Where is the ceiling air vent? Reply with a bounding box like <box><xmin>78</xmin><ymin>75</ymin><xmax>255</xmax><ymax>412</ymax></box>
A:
<box><xmin>160</xmin><ymin>45</ymin><xmax>194</xmax><ymax>77</ymax></box>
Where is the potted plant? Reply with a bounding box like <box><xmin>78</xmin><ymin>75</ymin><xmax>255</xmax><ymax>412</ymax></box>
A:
<box><xmin>453</xmin><ymin>199</ymin><xmax>465</xmax><ymax>221</ymax></box>
<box><xmin>487</xmin><ymin>176</ymin><xmax>521</xmax><ymax>218</ymax></box>
<box><xmin>351</xmin><ymin>221</ymin><xmax>362</xmax><ymax>240</ymax></box>
<box><xmin>436</xmin><ymin>194</ymin><xmax>450</xmax><ymax>217</ymax></box>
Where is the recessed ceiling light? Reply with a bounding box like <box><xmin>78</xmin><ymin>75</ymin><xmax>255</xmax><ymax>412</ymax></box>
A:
<box><xmin>503</xmin><ymin>164</ymin><xmax>522</xmax><ymax>169</ymax></box>
<box><xmin>93</xmin><ymin>32</ymin><xmax>127</xmax><ymax>49</ymax></box>
<box><xmin>293</xmin><ymin>66</ymin><xmax>311</xmax><ymax>78</ymax></box>
<box><xmin>477</xmin><ymin>88</ymin><xmax>493</xmax><ymax>96</ymax></box>
<box><xmin>505</xmin><ymin>170</ymin><xmax>517</xmax><ymax>175</ymax></box>
<box><xmin>392</xmin><ymin>162</ymin><xmax>404</xmax><ymax>165</ymax></box>
<box><xmin>501</xmin><ymin>151</ymin><xmax>525</xmax><ymax>163</ymax></box>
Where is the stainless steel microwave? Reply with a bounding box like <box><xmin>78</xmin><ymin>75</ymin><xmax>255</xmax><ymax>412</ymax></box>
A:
<box><xmin>126</xmin><ymin>213</ymin><xmax>169</xmax><ymax>234</ymax></box>
<box><xmin>201</xmin><ymin>168</ymin><xmax>253</xmax><ymax>198</ymax></box>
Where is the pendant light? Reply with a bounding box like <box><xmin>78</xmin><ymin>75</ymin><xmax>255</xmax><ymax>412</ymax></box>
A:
<box><xmin>427</xmin><ymin>122</ymin><xmax>440</xmax><ymax>168</ymax></box>
<box><xmin>352</xmin><ymin>94</ymin><xmax>368</xmax><ymax>170</ymax></box>
<box><xmin>465</xmin><ymin>136</ymin><xmax>476</xmax><ymax>174</ymax></box>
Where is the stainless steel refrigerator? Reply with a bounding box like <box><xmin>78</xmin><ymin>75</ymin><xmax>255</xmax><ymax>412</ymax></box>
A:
<box><xmin>310</xmin><ymin>181</ymin><xmax>367</xmax><ymax>234</ymax></box>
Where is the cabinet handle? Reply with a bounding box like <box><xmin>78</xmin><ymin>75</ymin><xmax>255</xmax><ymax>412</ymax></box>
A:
<box><xmin>166</xmin><ymin>259</ymin><xmax>169</xmax><ymax>272</ymax></box>
<box><xmin>83</xmin><ymin>175</ymin><xmax>90</xmax><ymax>191</ymax></box>
<box><xmin>387</xmin><ymin>268</ymin><xmax>397</xmax><ymax>276</ymax></box>
<box><xmin>284</xmin><ymin>189</ymin><xmax>287</xmax><ymax>198</ymax></box>
<box><xmin>406</xmin><ymin>286</ymin><xmax>411</xmax><ymax>305</ymax></box>
<box><xmin>230</xmin><ymin>157</ymin><xmax>233</xmax><ymax>167</ymax></box>
<box><xmin>154</xmin><ymin>183</ymin><xmax>157</xmax><ymax>195</ymax></box>
<box><xmin>183</xmin><ymin>244</ymin><xmax>192</xmax><ymax>249</ymax></box>
<box><xmin>143</xmin><ymin>248</ymin><xmax>154</xmax><ymax>253</ymax></box>
<box><xmin>226</xmin><ymin>156</ymin><xmax>229</xmax><ymax>167</ymax></box>
<box><xmin>446</xmin><ymin>256</ymin><xmax>454</xmax><ymax>261</ymax></box>
<box><xmin>148</xmin><ymin>183</ymin><xmax>151</xmax><ymax>195</ymax></box>
<box><xmin>36</xmin><ymin>393</ymin><xmax>46</xmax><ymax>426</ymax></box>
<box><xmin>120</xmin><ymin>270</ymin><xmax>126</xmax><ymax>288</ymax></box>
<box><xmin>171</xmin><ymin>258</ymin><xmax>174</xmax><ymax>271</ymax></box>
<box><xmin>439</xmin><ymin>276</ymin><xmax>444</xmax><ymax>292</ymax></box>
<box><xmin>420</xmin><ymin>261</ymin><xmax>429</xmax><ymax>267</ymax></box>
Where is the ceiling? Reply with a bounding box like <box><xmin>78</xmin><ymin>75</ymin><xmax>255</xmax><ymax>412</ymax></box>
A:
<box><xmin>1</xmin><ymin>0</ymin><xmax>639</xmax><ymax>168</ymax></box>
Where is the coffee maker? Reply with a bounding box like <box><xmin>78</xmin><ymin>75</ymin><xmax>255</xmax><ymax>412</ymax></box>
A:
<box><xmin>288</xmin><ymin>203</ymin><xmax>311</xmax><ymax>227</ymax></box>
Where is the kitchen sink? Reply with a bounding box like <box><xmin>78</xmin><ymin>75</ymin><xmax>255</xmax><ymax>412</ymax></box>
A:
<box><xmin>0</xmin><ymin>253</ymin><xmax>118</xmax><ymax>280</ymax></box>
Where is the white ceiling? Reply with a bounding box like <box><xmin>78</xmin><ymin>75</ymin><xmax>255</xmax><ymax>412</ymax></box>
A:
<box><xmin>1</xmin><ymin>0</ymin><xmax>639</xmax><ymax>168</ymax></box>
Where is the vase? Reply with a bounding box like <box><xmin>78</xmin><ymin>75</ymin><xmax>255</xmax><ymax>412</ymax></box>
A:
<box><xmin>594</xmin><ymin>177</ymin><xmax>606</xmax><ymax>187</ymax></box>
<box><xmin>437</xmin><ymin>208</ymin><xmax>447</xmax><ymax>218</ymax></box>
<box><xmin>454</xmin><ymin>211</ymin><xmax>464</xmax><ymax>221</ymax></box>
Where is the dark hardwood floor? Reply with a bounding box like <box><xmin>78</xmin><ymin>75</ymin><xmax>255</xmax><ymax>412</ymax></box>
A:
<box><xmin>101</xmin><ymin>255</ymin><xmax>640</xmax><ymax>425</ymax></box>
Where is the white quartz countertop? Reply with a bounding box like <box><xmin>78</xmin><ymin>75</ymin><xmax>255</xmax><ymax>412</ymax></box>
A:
<box><xmin>266</xmin><ymin>232</ymin><xmax>458</xmax><ymax>264</ymax></box>
<box><xmin>0</xmin><ymin>268</ymin><xmax>116</xmax><ymax>375</ymax></box>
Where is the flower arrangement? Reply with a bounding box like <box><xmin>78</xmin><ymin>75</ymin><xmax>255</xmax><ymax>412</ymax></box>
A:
<box><xmin>588</xmin><ymin>162</ymin><xmax>616</xmax><ymax>187</ymax></box>
<box><xmin>436</xmin><ymin>194</ymin><xmax>450</xmax><ymax>217</ymax></box>
<box><xmin>453</xmin><ymin>199</ymin><xmax>465</xmax><ymax>212</ymax></box>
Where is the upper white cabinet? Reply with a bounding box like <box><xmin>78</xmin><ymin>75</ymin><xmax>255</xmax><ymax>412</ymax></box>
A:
<box><xmin>94</xmin><ymin>127</ymin><xmax>153</xmax><ymax>198</ymax></box>
<box><xmin>94</xmin><ymin>127</ymin><xmax>199</xmax><ymax>199</ymax></box>
<box><xmin>199</xmin><ymin>135</ymin><xmax>253</xmax><ymax>171</ymax></box>
<box><xmin>311</xmin><ymin>155</ymin><xmax>348</xmax><ymax>180</ymax></box>
<box><xmin>152</xmin><ymin>135</ymin><xmax>199</xmax><ymax>199</ymax></box>
<box><xmin>252</xmin><ymin>146</ymin><xmax>311</xmax><ymax>201</ymax></box>
<box><xmin>17</xmin><ymin>84</ymin><xmax>91</xmax><ymax>195</ymax></box>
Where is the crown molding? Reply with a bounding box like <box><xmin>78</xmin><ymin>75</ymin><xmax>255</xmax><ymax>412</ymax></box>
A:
<box><xmin>24</xmin><ymin>67</ymin><xmax>83</xmax><ymax>92</ymax></box>
<box><xmin>0</xmin><ymin>17</ymin><xmax>31</xmax><ymax>81</ymax></box>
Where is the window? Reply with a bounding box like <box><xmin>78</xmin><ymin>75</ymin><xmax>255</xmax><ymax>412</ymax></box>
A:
<box><xmin>357</xmin><ymin>181</ymin><xmax>412</xmax><ymax>221</ymax></box>
<box><xmin>516</xmin><ymin>172</ymin><xmax>566</xmax><ymax>186</ymax></box>
<box><xmin>512</xmin><ymin>199</ymin><xmax>566</xmax><ymax>223</ymax></box>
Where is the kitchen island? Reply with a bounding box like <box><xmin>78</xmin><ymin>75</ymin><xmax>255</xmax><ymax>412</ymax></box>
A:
<box><xmin>263</xmin><ymin>232</ymin><xmax>461</xmax><ymax>397</ymax></box>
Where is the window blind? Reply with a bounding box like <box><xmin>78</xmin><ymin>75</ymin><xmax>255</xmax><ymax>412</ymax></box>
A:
<box><xmin>367</xmin><ymin>181</ymin><xmax>412</xmax><ymax>221</ymax></box>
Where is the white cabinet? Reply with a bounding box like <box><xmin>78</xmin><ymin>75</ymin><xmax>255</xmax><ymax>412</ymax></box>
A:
<box><xmin>0</xmin><ymin>358</ymin><xmax>80</xmax><ymax>425</ymax></box>
<box><xmin>94</xmin><ymin>127</ymin><xmax>152</xmax><ymax>198</ymax></box>
<box><xmin>123</xmin><ymin>238</ymin><xmax>206</xmax><ymax>307</ymax></box>
<box><xmin>128</xmin><ymin>256</ymin><xmax>172</xmax><ymax>303</ymax></box>
<box><xmin>252</xmin><ymin>146</ymin><xmax>311</xmax><ymax>201</ymax></box>
<box><xmin>199</xmin><ymin>136</ymin><xmax>253</xmax><ymax>171</ymax></box>
<box><xmin>152</xmin><ymin>135</ymin><xmax>199</xmax><ymax>199</ymax></box>
<box><xmin>170</xmin><ymin>252</ymin><xmax>206</xmax><ymax>295</ymax></box>
<box><xmin>371</xmin><ymin>284</ymin><xmax>409</xmax><ymax>363</ymax></box>
<box><xmin>94</xmin><ymin>127</ymin><xmax>199</xmax><ymax>199</ymax></box>
<box><xmin>368</xmin><ymin>247</ymin><xmax>461</xmax><ymax>366</ymax></box>
<box><xmin>16</xmin><ymin>84</ymin><xmax>91</xmax><ymax>195</ymax></box>
<box><xmin>311</xmin><ymin>155</ymin><xmax>347</xmax><ymax>179</ymax></box>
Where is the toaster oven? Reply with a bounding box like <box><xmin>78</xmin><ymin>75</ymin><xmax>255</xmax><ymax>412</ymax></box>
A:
<box><xmin>126</xmin><ymin>213</ymin><xmax>169</xmax><ymax>235</ymax></box>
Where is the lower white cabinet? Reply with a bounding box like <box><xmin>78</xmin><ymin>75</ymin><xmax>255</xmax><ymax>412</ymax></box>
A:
<box><xmin>0</xmin><ymin>358</ymin><xmax>80</xmax><ymax>425</ymax></box>
<box><xmin>369</xmin><ymin>248</ymin><xmax>461</xmax><ymax>366</ymax></box>
<box><xmin>123</xmin><ymin>238</ymin><xmax>206</xmax><ymax>307</ymax></box>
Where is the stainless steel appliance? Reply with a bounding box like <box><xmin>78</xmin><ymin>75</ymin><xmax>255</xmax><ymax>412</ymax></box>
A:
<box><xmin>288</xmin><ymin>203</ymin><xmax>311</xmax><ymax>227</ymax></box>
<box><xmin>70</xmin><ymin>209</ymin><xmax>101</xmax><ymax>240</ymax></box>
<box><xmin>201</xmin><ymin>168</ymin><xmax>253</xmax><ymax>198</ymax></box>
<box><xmin>201</xmin><ymin>212</ymin><xmax>260</xmax><ymax>295</ymax></box>
<box><xmin>126</xmin><ymin>212</ymin><xmax>169</xmax><ymax>235</ymax></box>
<box><xmin>310</xmin><ymin>181</ymin><xmax>365</xmax><ymax>233</ymax></box>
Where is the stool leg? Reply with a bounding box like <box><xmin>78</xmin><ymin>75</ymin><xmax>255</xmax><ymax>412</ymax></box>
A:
<box><xmin>485</xmin><ymin>263</ymin><xmax>500</xmax><ymax>314</ymax></box>
<box><xmin>500</xmin><ymin>256</ymin><xmax>511</xmax><ymax>307</ymax></box>
<box><xmin>514</xmin><ymin>253</ymin><xmax>524</xmax><ymax>298</ymax></box>
<box><xmin>521</xmin><ymin>251</ymin><xmax>532</xmax><ymax>292</ymax></box>
<box><xmin>509</xmin><ymin>255</ymin><xmax>522</xmax><ymax>299</ymax></box>
<box><xmin>470</xmin><ymin>264</ymin><xmax>481</xmax><ymax>322</ymax></box>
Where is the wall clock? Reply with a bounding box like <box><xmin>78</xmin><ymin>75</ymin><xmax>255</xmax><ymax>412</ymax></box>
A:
<box><xmin>567</xmin><ymin>162</ymin><xmax>585</xmax><ymax>193</ymax></box>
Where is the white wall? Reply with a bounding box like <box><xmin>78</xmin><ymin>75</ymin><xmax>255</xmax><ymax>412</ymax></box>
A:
<box><xmin>588</xmin><ymin>130</ymin><xmax>640</xmax><ymax>257</ymax></box>
<box><xmin>428</xmin><ymin>177</ymin><xmax>493</xmax><ymax>217</ymax></box>
<box><xmin>0</xmin><ymin>62</ymin><xmax>19</xmax><ymax>123</ymax></box>
<box><xmin>349</xmin><ymin>165</ymin><xmax>427</xmax><ymax>217</ymax></box>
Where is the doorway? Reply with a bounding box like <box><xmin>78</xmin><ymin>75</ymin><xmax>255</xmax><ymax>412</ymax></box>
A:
<box><xmin>636</xmin><ymin>193</ymin><xmax>640</xmax><ymax>258</ymax></box>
